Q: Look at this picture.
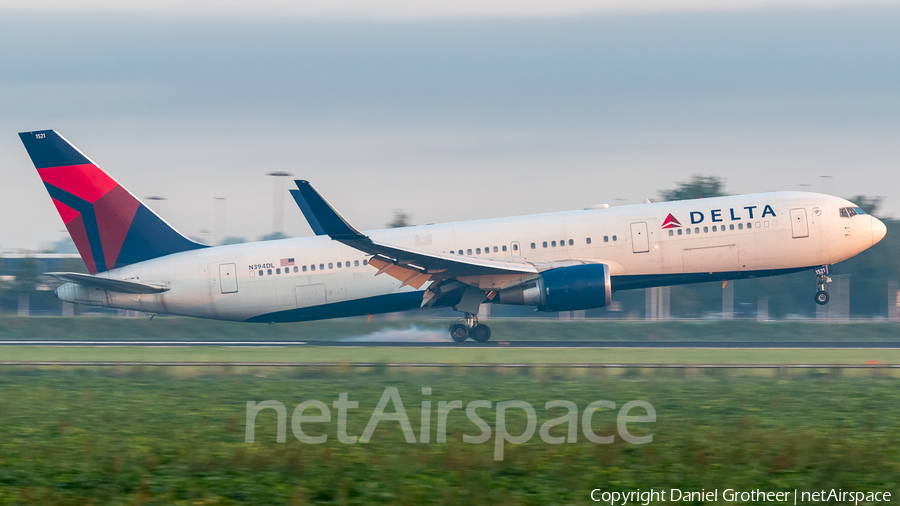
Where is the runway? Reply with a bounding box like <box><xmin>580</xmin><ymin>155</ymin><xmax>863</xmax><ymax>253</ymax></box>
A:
<box><xmin>2</xmin><ymin>340</ymin><xmax>900</xmax><ymax>348</ymax></box>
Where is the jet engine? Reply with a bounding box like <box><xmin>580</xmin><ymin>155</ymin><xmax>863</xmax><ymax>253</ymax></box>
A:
<box><xmin>497</xmin><ymin>264</ymin><xmax>611</xmax><ymax>311</ymax></box>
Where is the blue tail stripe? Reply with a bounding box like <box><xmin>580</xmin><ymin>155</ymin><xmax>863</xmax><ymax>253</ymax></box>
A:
<box><xmin>114</xmin><ymin>206</ymin><xmax>206</xmax><ymax>268</ymax></box>
<box><xmin>44</xmin><ymin>182</ymin><xmax>107</xmax><ymax>272</ymax></box>
<box><xmin>19</xmin><ymin>131</ymin><xmax>90</xmax><ymax>169</ymax></box>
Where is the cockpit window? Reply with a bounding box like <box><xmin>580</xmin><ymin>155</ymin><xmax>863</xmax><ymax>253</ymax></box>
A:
<box><xmin>839</xmin><ymin>207</ymin><xmax>860</xmax><ymax>218</ymax></box>
<box><xmin>853</xmin><ymin>207</ymin><xmax>866</xmax><ymax>215</ymax></box>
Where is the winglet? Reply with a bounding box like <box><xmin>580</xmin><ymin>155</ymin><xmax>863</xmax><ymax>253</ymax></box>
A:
<box><xmin>292</xmin><ymin>180</ymin><xmax>366</xmax><ymax>240</ymax></box>
<box><xmin>290</xmin><ymin>189</ymin><xmax>326</xmax><ymax>236</ymax></box>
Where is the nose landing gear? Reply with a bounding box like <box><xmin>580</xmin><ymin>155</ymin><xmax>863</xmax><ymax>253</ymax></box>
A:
<box><xmin>448</xmin><ymin>313</ymin><xmax>492</xmax><ymax>342</ymax></box>
<box><xmin>814</xmin><ymin>265</ymin><xmax>832</xmax><ymax>306</ymax></box>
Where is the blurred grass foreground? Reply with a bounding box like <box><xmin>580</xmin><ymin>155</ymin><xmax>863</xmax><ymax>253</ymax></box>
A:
<box><xmin>0</xmin><ymin>367</ymin><xmax>898</xmax><ymax>505</ymax></box>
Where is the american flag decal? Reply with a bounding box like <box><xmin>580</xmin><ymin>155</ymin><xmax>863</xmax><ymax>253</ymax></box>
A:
<box><xmin>280</xmin><ymin>258</ymin><xmax>295</xmax><ymax>267</ymax></box>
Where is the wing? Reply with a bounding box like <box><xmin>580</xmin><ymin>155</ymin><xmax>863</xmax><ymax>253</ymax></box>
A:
<box><xmin>291</xmin><ymin>180</ymin><xmax>539</xmax><ymax>290</ymax></box>
<box><xmin>45</xmin><ymin>272</ymin><xmax>170</xmax><ymax>294</ymax></box>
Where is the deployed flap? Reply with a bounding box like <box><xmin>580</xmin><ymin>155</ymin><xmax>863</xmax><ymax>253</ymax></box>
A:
<box><xmin>292</xmin><ymin>180</ymin><xmax>539</xmax><ymax>278</ymax></box>
<box><xmin>45</xmin><ymin>272</ymin><xmax>170</xmax><ymax>294</ymax></box>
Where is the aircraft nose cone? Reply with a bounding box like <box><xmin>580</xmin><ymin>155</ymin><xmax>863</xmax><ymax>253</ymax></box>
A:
<box><xmin>872</xmin><ymin>216</ymin><xmax>887</xmax><ymax>245</ymax></box>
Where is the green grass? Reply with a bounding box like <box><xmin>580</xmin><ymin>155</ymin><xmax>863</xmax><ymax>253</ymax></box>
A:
<box><xmin>2</xmin><ymin>316</ymin><xmax>900</xmax><ymax>342</ymax></box>
<box><xmin>1</xmin><ymin>345</ymin><xmax>900</xmax><ymax>365</ymax></box>
<box><xmin>0</xmin><ymin>368</ymin><xmax>899</xmax><ymax>505</ymax></box>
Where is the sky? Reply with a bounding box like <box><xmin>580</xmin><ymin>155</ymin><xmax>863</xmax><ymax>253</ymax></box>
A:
<box><xmin>1</xmin><ymin>1</ymin><xmax>899</xmax><ymax>250</ymax></box>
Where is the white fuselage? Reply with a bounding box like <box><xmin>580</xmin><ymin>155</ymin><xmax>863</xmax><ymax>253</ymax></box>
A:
<box><xmin>55</xmin><ymin>192</ymin><xmax>885</xmax><ymax>322</ymax></box>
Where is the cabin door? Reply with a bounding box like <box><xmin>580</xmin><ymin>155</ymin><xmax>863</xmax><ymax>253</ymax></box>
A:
<box><xmin>790</xmin><ymin>208</ymin><xmax>809</xmax><ymax>238</ymax></box>
<box><xmin>630</xmin><ymin>222</ymin><xmax>650</xmax><ymax>253</ymax></box>
<box><xmin>219</xmin><ymin>263</ymin><xmax>238</xmax><ymax>294</ymax></box>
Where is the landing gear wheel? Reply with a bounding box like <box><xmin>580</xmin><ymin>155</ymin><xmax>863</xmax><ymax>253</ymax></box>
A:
<box><xmin>449</xmin><ymin>323</ymin><xmax>469</xmax><ymax>342</ymax></box>
<box><xmin>470</xmin><ymin>324</ymin><xmax>492</xmax><ymax>342</ymax></box>
<box><xmin>815</xmin><ymin>290</ymin><xmax>830</xmax><ymax>305</ymax></box>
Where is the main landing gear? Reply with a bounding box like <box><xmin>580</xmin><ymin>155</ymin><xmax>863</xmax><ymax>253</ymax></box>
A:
<box><xmin>814</xmin><ymin>266</ymin><xmax>832</xmax><ymax>306</ymax></box>
<box><xmin>448</xmin><ymin>314</ymin><xmax>492</xmax><ymax>343</ymax></box>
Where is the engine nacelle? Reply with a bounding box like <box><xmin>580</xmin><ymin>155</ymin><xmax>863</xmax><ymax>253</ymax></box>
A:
<box><xmin>497</xmin><ymin>264</ymin><xmax>611</xmax><ymax>311</ymax></box>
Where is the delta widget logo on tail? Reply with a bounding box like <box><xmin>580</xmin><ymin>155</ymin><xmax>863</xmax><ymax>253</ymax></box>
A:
<box><xmin>661</xmin><ymin>214</ymin><xmax>682</xmax><ymax>229</ymax></box>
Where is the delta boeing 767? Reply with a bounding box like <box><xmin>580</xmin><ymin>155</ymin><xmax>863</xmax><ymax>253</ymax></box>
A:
<box><xmin>19</xmin><ymin>130</ymin><xmax>886</xmax><ymax>341</ymax></box>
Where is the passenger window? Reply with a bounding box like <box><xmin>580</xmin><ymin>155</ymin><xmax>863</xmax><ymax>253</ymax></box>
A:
<box><xmin>677</xmin><ymin>229</ymin><xmax>682</xmax><ymax>235</ymax></box>
<box><xmin>458</xmin><ymin>250</ymin><xmax>463</xmax><ymax>255</ymax></box>
<box><xmin>613</xmin><ymin>235</ymin><xmax>617</xmax><ymax>241</ymax></box>
<box><xmin>267</xmin><ymin>269</ymin><xmax>273</xmax><ymax>275</ymax></box>
<box><xmin>730</xmin><ymin>224</ymin><xmax>735</xmax><ymax>230</ymax></box>
<box><xmin>319</xmin><ymin>264</ymin><xmax>324</xmax><ymax>270</ymax></box>
<box><xmin>485</xmin><ymin>246</ymin><xmax>490</xmax><ymax>253</ymax></box>
<box><xmin>337</xmin><ymin>262</ymin><xmax>342</xmax><ymax>268</ymax></box>
<box><xmin>551</xmin><ymin>241</ymin><xmax>557</xmax><ymax>247</ymax></box>
<box><xmin>259</xmin><ymin>270</ymin><xmax>264</xmax><ymax>276</ymax></box>
<box><xmin>311</xmin><ymin>265</ymin><xmax>316</xmax><ymax>271</ymax></box>
<box><xmin>693</xmin><ymin>228</ymin><xmax>699</xmax><ymax>234</ymax></box>
<box><xmin>764</xmin><ymin>221</ymin><xmax>769</xmax><ymax>228</ymax></box>
<box><xmin>293</xmin><ymin>266</ymin><xmax>298</xmax><ymax>273</ymax></box>
<box><xmin>668</xmin><ymin>230</ymin><xmax>674</xmax><ymax>236</ymax></box>
<box><xmin>738</xmin><ymin>223</ymin><xmax>743</xmax><ymax>230</ymax></box>
<box><xmin>328</xmin><ymin>263</ymin><xmax>333</xmax><ymax>269</ymax></box>
<box><xmin>276</xmin><ymin>268</ymin><xmax>281</xmax><ymax>274</ymax></box>
<box><xmin>686</xmin><ymin>228</ymin><xmax>691</xmax><ymax>235</ymax></box>
<box><xmin>493</xmin><ymin>246</ymin><xmax>498</xmax><ymax>253</ymax></box>
<box><xmin>568</xmin><ymin>239</ymin><xmax>574</xmax><ymax>246</ymax></box>
<box><xmin>703</xmin><ymin>226</ymin><xmax>708</xmax><ymax>233</ymax></box>
<box><xmin>712</xmin><ymin>226</ymin><xmax>717</xmax><ymax>232</ymax></box>
<box><xmin>755</xmin><ymin>222</ymin><xmax>760</xmax><ymax>228</ymax></box>
<box><xmin>302</xmin><ymin>266</ymin><xmax>307</xmax><ymax>272</ymax></box>
<box><xmin>604</xmin><ymin>236</ymin><xmax>609</xmax><ymax>242</ymax></box>
<box><xmin>530</xmin><ymin>243</ymin><xmax>536</xmax><ymax>249</ymax></box>
<box><xmin>363</xmin><ymin>260</ymin><xmax>368</xmax><ymax>265</ymax></box>
<box><xmin>502</xmin><ymin>245</ymin><xmax>508</xmax><ymax>252</ymax></box>
<box><xmin>476</xmin><ymin>248</ymin><xmax>481</xmax><ymax>254</ymax></box>
<box><xmin>354</xmin><ymin>260</ymin><xmax>360</xmax><ymax>266</ymax></box>
<box><xmin>543</xmin><ymin>241</ymin><xmax>548</xmax><ymax>248</ymax></box>
<box><xmin>467</xmin><ymin>249</ymin><xmax>472</xmax><ymax>255</ymax></box>
<box><xmin>586</xmin><ymin>237</ymin><xmax>591</xmax><ymax>244</ymax></box>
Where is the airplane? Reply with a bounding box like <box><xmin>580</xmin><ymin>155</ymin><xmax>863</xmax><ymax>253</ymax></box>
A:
<box><xmin>19</xmin><ymin>130</ymin><xmax>887</xmax><ymax>341</ymax></box>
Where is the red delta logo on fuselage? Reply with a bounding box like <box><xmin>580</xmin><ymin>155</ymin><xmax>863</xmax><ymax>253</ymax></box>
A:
<box><xmin>662</xmin><ymin>205</ymin><xmax>777</xmax><ymax>228</ymax></box>
<box><xmin>661</xmin><ymin>214</ymin><xmax>681</xmax><ymax>228</ymax></box>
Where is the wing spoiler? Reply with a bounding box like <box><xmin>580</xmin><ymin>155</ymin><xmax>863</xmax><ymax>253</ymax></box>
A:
<box><xmin>45</xmin><ymin>272</ymin><xmax>170</xmax><ymax>294</ymax></box>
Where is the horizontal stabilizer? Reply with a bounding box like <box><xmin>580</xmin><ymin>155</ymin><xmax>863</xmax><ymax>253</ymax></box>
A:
<box><xmin>45</xmin><ymin>272</ymin><xmax>170</xmax><ymax>294</ymax></box>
